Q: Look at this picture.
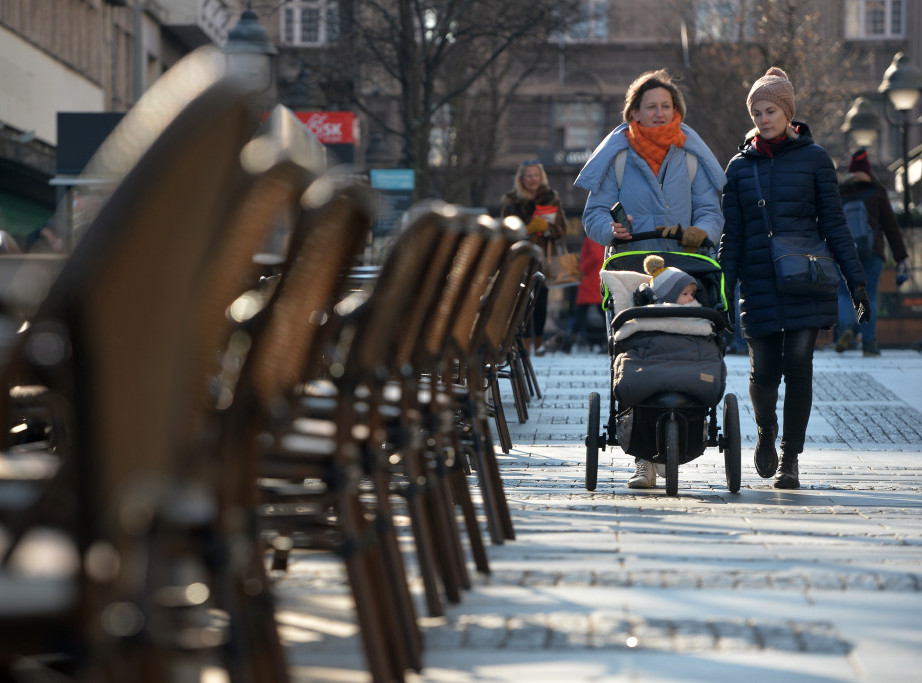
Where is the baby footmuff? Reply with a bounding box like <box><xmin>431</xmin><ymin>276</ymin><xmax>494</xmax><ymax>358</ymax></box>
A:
<box><xmin>584</xmin><ymin>230</ymin><xmax>741</xmax><ymax>496</ymax></box>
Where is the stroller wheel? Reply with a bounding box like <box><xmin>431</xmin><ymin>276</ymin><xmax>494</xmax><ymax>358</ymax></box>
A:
<box><xmin>664</xmin><ymin>416</ymin><xmax>680</xmax><ymax>497</ymax></box>
<box><xmin>722</xmin><ymin>393</ymin><xmax>742</xmax><ymax>492</ymax></box>
<box><xmin>585</xmin><ymin>392</ymin><xmax>601</xmax><ymax>491</ymax></box>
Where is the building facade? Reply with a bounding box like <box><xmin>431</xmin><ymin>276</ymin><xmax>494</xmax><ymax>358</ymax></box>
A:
<box><xmin>268</xmin><ymin>0</ymin><xmax>922</xmax><ymax>222</ymax></box>
<box><xmin>0</xmin><ymin>0</ymin><xmax>238</xmax><ymax>242</ymax></box>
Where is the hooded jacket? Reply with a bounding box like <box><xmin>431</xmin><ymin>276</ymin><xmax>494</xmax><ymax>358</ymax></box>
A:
<box><xmin>839</xmin><ymin>172</ymin><xmax>908</xmax><ymax>263</ymax></box>
<box><xmin>574</xmin><ymin>122</ymin><xmax>726</xmax><ymax>250</ymax></box>
<box><xmin>719</xmin><ymin>123</ymin><xmax>866</xmax><ymax>339</ymax></box>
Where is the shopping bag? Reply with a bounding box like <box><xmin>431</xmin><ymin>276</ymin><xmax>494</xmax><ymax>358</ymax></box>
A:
<box><xmin>545</xmin><ymin>241</ymin><xmax>580</xmax><ymax>287</ymax></box>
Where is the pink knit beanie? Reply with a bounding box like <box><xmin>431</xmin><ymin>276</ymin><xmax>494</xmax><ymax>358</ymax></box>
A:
<box><xmin>747</xmin><ymin>67</ymin><xmax>795</xmax><ymax>121</ymax></box>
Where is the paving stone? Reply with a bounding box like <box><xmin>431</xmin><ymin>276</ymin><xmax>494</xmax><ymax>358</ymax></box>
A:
<box><xmin>547</xmin><ymin>612</ymin><xmax>592</xmax><ymax>649</ymax></box>
<box><xmin>275</xmin><ymin>350</ymin><xmax>922</xmax><ymax>682</ymax></box>
<box><xmin>503</xmin><ymin>614</ymin><xmax>549</xmax><ymax>650</ymax></box>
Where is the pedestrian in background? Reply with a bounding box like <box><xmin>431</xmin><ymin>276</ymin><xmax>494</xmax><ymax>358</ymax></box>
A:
<box><xmin>719</xmin><ymin>67</ymin><xmax>870</xmax><ymax>490</ymax></box>
<box><xmin>501</xmin><ymin>160</ymin><xmax>567</xmax><ymax>356</ymax></box>
<box><xmin>561</xmin><ymin>237</ymin><xmax>606</xmax><ymax>353</ymax></box>
<box><xmin>573</xmin><ymin>67</ymin><xmax>726</xmax><ymax>489</ymax></box>
<box><xmin>835</xmin><ymin>148</ymin><xmax>910</xmax><ymax>356</ymax></box>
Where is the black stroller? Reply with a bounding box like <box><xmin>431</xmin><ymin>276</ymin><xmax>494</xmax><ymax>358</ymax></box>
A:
<box><xmin>584</xmin><ymin>230</ymin><xmax>741</xmax><ymax>496</ymax></box>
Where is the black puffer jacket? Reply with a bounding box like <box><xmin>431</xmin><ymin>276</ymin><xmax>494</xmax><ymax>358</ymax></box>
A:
<box><xmin>719</xmin><ymin>123</ymin><xmax>866</xmax><ymax>339</ymax></box>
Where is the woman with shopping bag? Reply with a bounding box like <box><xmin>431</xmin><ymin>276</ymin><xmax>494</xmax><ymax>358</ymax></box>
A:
<box><xmin>501</xmin><ymin>159</ymin><xmax>568</xmax><ymax>355</ymax></box>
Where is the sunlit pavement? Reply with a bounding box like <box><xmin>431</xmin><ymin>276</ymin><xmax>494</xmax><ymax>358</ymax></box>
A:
<box><xmin>276</xmin><ymin>346</ymin><xmax>922</xmax><ymax>682</ymax></box>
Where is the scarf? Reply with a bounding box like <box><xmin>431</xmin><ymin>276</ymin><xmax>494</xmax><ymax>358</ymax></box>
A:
<box><xmin>627</xmin><ymin>113</ymin><xmax>686</xmax><ymax>177</ymax></box>
<box><xmin>752</xmin><ymin>134</ymin><xmax>787</xmax><ymax>158</ymax></box>
<box><xmin>752</xmin><ymin>124</ymin><xmax>799</xmax><ymax>157</ymax></box>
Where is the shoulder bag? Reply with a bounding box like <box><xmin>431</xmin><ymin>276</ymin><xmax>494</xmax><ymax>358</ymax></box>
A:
<box><xmin>751</xmin><ymin>159</ymin><xmax>840</xmax><ymax>296</ymax></box>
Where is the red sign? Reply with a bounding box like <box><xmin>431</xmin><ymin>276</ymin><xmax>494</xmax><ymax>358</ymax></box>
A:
<box><xmin>295</xmin><ymin>111</ymin><xmax>357</xmax><ymax>144</ymax></box>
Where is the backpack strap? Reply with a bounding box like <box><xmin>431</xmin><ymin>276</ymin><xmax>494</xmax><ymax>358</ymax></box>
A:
<box><xmin>614</xmin><ymin>149</ymin><xmax>628</xmax><ymax>188</ymax></box>
<box><xmin>614</xmin><ymin>148</ymin><xmax>698</xmax><ymax>189</ymax></box>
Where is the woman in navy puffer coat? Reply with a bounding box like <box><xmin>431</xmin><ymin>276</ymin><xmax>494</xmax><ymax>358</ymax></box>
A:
<box><xmin>719</xmin><ymin>67</ymin><xmax>869</xmax><ymax>490</ymax></box>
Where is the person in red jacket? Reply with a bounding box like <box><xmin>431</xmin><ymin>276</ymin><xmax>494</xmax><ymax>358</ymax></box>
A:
<box><xmin>562</xmin><ymin>237</ymin><xmax>606</xmax><ymax>353</ymax></box>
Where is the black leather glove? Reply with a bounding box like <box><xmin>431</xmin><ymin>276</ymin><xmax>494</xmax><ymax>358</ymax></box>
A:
<box><xmin>850</xmin><ymin>285</ymin><xmax>871</xmax><ymax>324</ymax></box>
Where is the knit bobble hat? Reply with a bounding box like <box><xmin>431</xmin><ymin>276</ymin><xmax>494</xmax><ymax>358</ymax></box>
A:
<box><xmin>643</xmin><ymin>255</ymin><xmax>696</xmax><ymax>304</ymax></box>
<box><xmin>747</xmin><ymin>67</ymin><xmax>795</xmax><ymax>121</ymax></box>
<box><xmin>849</xmin><ymin>149</ymin><xmax>872</xmax><ymax>175</ymax></box>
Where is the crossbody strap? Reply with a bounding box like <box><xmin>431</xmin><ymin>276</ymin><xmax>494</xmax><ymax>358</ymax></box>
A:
<box><xmin>751</xmin><ymin>158</ymin><xmax>772</xmax><ymax>237</ymax></box>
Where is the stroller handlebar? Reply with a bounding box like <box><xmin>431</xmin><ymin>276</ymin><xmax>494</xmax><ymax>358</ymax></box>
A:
<box><xmin>611</xmin><ymin>228</ymin><xmax>715</xmax><ymax>251</ymax></box>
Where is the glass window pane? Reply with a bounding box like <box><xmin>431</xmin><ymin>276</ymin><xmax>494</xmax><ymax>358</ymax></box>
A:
<box><xmin>325</xmin><ymin>3</ymin><xmax>340</xmax><ymax>42</ymax></box>
<box><xmin>891</xmin><ymin>0</ymin><xmax>903</xmax><ymax>35</ymax></box>
<box><xmin>301</xmin><ymin>6</ymin><xmax>320</xmax><ymax>43</ymax></box>
<box><xmin>866</xmin><ymin>0</ymin><xmax>885</xmax><ymax>35</ymax></box>
<box><xmin>283</xmin><ymin>7</ymin><xmax>295</xmax><ymax>44</ymax></box>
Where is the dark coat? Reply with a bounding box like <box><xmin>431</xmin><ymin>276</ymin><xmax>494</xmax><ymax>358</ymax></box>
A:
<box><xmin>718</xmin><ymin>123</ymin><xmax>866</xmax><ymax>339</ymax></box>
<box><xmin>500</xmin><ymin>184</ymin><xmax>566</xmax><ymax>251</ymax></box>
<box><xmin>839</xmin><ymin>173</ymin><xmax>908</xmax><ymax>263</ymax></box>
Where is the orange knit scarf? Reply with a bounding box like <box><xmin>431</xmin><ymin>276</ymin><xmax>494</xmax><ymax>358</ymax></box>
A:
<box><xmin>627</xmin><ymin>113</ymin><xmax>687</xmax><ymax>177</ymax></box>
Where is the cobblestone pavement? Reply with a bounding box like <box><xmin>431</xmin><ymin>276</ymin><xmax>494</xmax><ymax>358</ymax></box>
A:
<box><xmin>276</xmin><ymin>348</ymin><xmax>922</xmax><ymax>682</ymax></box>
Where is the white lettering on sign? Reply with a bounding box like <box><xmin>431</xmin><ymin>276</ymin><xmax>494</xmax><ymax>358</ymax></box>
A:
<box><xmin>303</xmin><ymin>113</ymin><xmax>344</xmax><ymax>143</ymax></box>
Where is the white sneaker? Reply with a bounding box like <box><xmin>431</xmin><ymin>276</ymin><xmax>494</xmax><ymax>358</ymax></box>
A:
<box><xmin>628</xmin><ymin>460</ymin><xmax>656</xmax><ymax>488</ymax></box>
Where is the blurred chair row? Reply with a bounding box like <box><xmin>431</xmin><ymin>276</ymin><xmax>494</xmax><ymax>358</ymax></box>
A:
<box><xmin>0</xmin><ymin>47</ymin><xmax>543</xmax><ymax>683</ymax></box>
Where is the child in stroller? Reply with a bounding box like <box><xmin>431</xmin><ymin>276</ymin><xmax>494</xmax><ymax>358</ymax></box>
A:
<box><xmin>634</xmin><ymin>254</ymin><xmax>699</xmax><ymax>306</ymax></box>
<box><xmin>584</xmin><ymin>231</ymin><xmax>742</xmax><ymax>496</ymax></box>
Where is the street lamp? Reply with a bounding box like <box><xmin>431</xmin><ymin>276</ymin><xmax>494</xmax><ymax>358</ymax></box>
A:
<box><xmin>878</xmin><ymin>51</ymin><xmax>922</xmax><ymax>225</ymax></box>
<box><xmin>223</xmin><ymin>4</ymin><xmax>278</xmax><ymax>97</ymax></box>
<box><xmin>841</xmin><ymin>96</ymin><xmax>881</xmax><ymax>149</ymax></box>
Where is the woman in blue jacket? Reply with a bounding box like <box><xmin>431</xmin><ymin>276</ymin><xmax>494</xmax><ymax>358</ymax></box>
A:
<box><xmin>574</xmin><ymin>68</ymin><xmax>726</xmax><ymax>252</ymax></box>
<box><xmin>719</xmin><ymin>67</ymin><xmax>870</xmax><ymax>489</ymax></box>
<box><xmin>574</xmin><ymin>68</ymin><xmax>726</xmax><ymax>489</ymax></box>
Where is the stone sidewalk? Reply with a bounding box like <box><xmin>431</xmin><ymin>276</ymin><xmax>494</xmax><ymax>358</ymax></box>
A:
<box><xmin>275</xmin><ymin>347</ymin><xmax>922</xmax><ymax>682</ymax></box>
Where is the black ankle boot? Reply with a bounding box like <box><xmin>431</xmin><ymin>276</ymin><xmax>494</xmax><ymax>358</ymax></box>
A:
<box><xmin>754</xmin><ymin>424</ymin><xmax>778</xmax><ymax>478</ymax></box>
<box><xmin>774</xmin><ymin>453</ymin><xmax>799</xmax><ymax>489</ymax></box>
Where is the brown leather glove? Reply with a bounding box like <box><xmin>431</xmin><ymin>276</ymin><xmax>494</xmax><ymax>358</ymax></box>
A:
<box><xmin>526</xmin><ymin>216</ymin><xmax>548</xmax><ymax>235</ymax></box>
<box><xmin>681</xmin><ymin>225</ymin><xmax>707</xmax><ymax>251</ymax></box>
<box><xmin>657</xmin><ymin>225</ymin><xmax>680</xmax><ymax>239</ymax></box>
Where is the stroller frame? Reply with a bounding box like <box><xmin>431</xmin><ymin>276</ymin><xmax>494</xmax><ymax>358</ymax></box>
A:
<box><xmin>584</xmin><ymin>233</ymin><xmax>742</xmax><ymax>496</ymax></box>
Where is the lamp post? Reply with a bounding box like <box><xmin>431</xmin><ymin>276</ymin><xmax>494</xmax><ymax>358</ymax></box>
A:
<box><xmin>222</xmin><ymin>3</ymin><xmax>278</xmax><ymax>98</ymax></box>
<box><xmin>841</xmin><ymin>96</ymin><xmax>881</xmax><ymax>149</ymax></box>
<box><xmin>878</xmin><ymin>52</ymin><xmax>922</xmax><ymax>226</ymax></box>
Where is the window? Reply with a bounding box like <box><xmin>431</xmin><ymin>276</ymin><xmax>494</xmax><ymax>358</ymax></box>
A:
<box><xmin>694</xmin><ymin>0</ymin><xmax>755</xmax><ymax>43</ymax></box>
<box><xmin>844</xmin><ymin>0</ymin><xmax>904</xmax><ymax>39</ymax></box>
<box><xmin>280</xmin><ymin>1</ymin><xmax>340</xmax><ymax>47</ymax></box>
<box><xmin>554</xmin><ymin>0</ymin><xmax>608</xmax><ymax>43</ymax></box>
<box><xmin>554</xmin><ymin>102</ymin><xmax>603</xmax><ymax>151</ymax></box>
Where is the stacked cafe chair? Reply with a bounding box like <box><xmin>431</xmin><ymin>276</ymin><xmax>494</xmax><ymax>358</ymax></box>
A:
<box><xmin>227</xmin><ymin>177</ymin><xmax>424</xmax><ymax>682</ymax></box>
<box><xmin>0</xmin><ymin>48</ymin><xmax>292</xmax><ymax>681</ymax></box>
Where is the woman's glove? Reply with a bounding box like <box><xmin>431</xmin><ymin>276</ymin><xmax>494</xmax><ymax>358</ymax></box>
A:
<box><xmin>681</xmin><ymin>226</ymin><xmax>707</xmax><ymax>250</ymax></box>
<box><xmin>657</xmin><ymin>225</ymin><xmax>680</xmax><ymax>239</ymax></box>
<box><xmin>525</xmin><ymin>216</ymin><xmax>548</xmax><ymax>234</ymax></box>
<box><xmin>850</xmin><ymin>285</ymin><xmax>871</xmax><ymax>323</ymax></box>
<box><xmin>896</xmin><ymin>260</ymin><xmax>909</xmax><ymax>287</ymax></box>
